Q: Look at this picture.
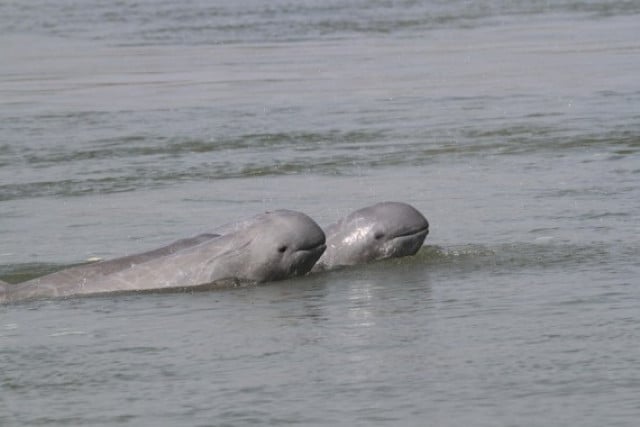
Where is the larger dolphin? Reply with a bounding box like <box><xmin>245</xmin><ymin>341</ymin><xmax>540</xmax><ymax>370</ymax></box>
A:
<box><xmin>0</xmin><ymin>210</ymin><xmax>326</xmax><ymax>303</ymax></box>
<box><xmin>313</xmin><ymin>202</ymin><xmax>429</xmax><ymax>271</ymax></box>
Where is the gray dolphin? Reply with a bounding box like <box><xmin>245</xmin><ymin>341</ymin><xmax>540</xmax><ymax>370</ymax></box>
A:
<box><xmin>312</xmin><ymin>202</ymin><xmax>429</xmax><ymax>271</ymax></box>
<box><xmin>0</xmin><ymin>210</ymin><xmax>326</xmax><ymax>303</ymax></box>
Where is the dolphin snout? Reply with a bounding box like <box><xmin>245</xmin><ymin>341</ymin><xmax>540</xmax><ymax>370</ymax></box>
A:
<box><xmin>292</xmin><ymin>243</ymin><xmax>326</xmax><ymax>276</ymax></box>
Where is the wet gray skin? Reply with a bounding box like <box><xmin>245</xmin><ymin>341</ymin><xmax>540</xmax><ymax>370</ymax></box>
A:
<box><xmin>0</xmin><ymin>210</ymin><xmax>326</xmax><ymax>303</ymax></box>
<box><xmin>312</xmin><ymin>202</ymin><xmax>429</xmax><ymax>271</ymax></box>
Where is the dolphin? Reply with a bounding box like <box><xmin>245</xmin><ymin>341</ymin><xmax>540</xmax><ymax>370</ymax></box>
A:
<box><xmin>312</xmin><ymin>202</ymin><xmax>429</xmax><ymax>271</ymax></box>
<box><xmin>0</xmin><ymin>210</ymin><xmax>326</xmax><ymax>303</ymax></box>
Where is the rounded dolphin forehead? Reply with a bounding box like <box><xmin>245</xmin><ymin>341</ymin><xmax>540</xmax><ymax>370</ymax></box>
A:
<box><xmin>251</xmin><ymin>209</ymin><xmax>325</xmax><ymax>245</ymax></box>
<box><xmin>345</xmin><ymin>202</ymin><xmax>428</xmax><ymax>233</ymax></box>
<box><xmin>341</xmin><ymin>222</ymin><xmax>375</xmax><ymax>245</ymax></box>
<box><xmin>219</xmin><ymin>209</ymin><xmax>320</xmax><ymax>232</ymax></box>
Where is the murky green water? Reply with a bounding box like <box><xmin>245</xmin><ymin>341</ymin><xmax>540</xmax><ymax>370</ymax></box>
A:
<box><xmin>1</xmin><ymin>1</ymin><xmax>639</xmax><ymax>425</ymax></box>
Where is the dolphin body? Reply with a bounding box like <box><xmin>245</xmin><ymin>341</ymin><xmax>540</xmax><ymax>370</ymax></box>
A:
<box><xmin>0</xmin><ymin>210</ymin><xmax>326</xmax><ymax>303</ymax></box>
<box><xmin>312</xmin><ymin>202</ymin><xmax>429</xmax><ymax>271</ymax></box>
<box><xmin>197</xmin><ymin>201</ymin><xmax>428</xmax><ymax>272</ymax></box>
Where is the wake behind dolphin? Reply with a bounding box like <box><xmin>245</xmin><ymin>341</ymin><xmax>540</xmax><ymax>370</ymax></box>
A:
<box><xmin>0</xmin><ymin>210</ymin><xmax>326</xmax><ymax>303</ymax></box>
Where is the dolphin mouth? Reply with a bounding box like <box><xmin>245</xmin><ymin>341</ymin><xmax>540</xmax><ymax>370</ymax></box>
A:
<box><xmin>387</xmin><ymin>226</ymin><xmax>429</xmax><ymax>257</ymax></box>
<box><xmin>300</xmin><ymin>242</ymin><xmax>327</xmax><ymax>252</ymax></box>
<box><xmin>291</xmin><ymin>243</ymin><xmax>326</xmax><ymax>276</ymax></box>
<box><xmin>393</xmin><ymin>225</ymin><xmax>429</xmax><ymax>240</ymax></box>
<box><xmin>299</xmin><ymin>243</ymin><xmax>327</xmax><ymax>259</ymax></box>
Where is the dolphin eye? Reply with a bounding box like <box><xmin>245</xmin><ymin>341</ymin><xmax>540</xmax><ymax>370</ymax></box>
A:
<box><xmin>374</xmin><ymin>231</ymin><xmax>385</xmax><ymax>240</ymax></box>
<box><xmin>278</xmin><ymin>245</ymin><xmax>288</xmax><ymax>253</ymax></box>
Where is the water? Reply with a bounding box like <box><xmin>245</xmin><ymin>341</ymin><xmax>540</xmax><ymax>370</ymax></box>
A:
<box><xmin>1</xmin><ymin>0</ymin><xmax>639</xmax><ymax>425</ymax></box>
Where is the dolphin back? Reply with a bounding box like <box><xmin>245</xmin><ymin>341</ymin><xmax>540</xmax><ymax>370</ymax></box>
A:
<box><xmin>0</xmin><ymin>233</ymin><xmax>223</xmax><ymax>303</ymax></box>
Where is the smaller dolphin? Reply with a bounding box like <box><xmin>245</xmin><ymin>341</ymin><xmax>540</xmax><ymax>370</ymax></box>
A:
<box><xmin>313</xmin><ymin>202</ymin><xmax>429</xmax><ymax>271</ymax></box>
<box><xmin>0</xmin><ymin>210</ymin><xmax>326</xmax><ymax>303</ymax></box>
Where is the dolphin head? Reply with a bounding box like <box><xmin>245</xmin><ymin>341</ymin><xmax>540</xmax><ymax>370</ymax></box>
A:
<box><xmin>237</xmin><ymin>209</ymin><xmax>326</xmax><ymax>282</ymax></box>
<box><xmin>317</xmin><ymin>202</ymin><xmax>429</xmax><ymax>269</ymax></box>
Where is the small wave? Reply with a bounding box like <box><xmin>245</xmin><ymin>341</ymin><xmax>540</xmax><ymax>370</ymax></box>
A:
<box><xmin>5</xmin><ymin>1</ymin><xmax>640</xmax><ymax>45</ymax></box>
<box><xmin>385</xmin><ymin>242</ymin><xmax>614</xmax><ymax>272</ymax></box>
<box><xmin>49</xmin><ymin>330</ymin><xmax>87</xmax><ymax>337</ymax></box>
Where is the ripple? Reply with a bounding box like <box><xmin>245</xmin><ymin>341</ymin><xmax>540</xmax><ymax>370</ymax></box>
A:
<box><xmin>408</xmin><ymin>242</ymin><xmax>616</xmax><ymax>272</ymax></box>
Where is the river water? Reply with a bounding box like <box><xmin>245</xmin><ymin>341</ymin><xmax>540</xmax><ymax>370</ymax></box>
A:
<box><xmin>1</xmin><ymin>1</ymin><xmax>639</xmax><ymax>425</ymax></box>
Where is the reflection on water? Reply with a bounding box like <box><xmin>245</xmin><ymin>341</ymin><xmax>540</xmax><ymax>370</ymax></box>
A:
<box><xmin>347</xmin><ymin>281</ymin><xmax>376</xmax><ymax>328</ymax></box>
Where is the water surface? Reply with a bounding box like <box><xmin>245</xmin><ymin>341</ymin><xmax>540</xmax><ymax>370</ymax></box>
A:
<box><xmin>1</xmin><ymin>1</ymin><xmax>639</xmax><ymax>425</ymax></box>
